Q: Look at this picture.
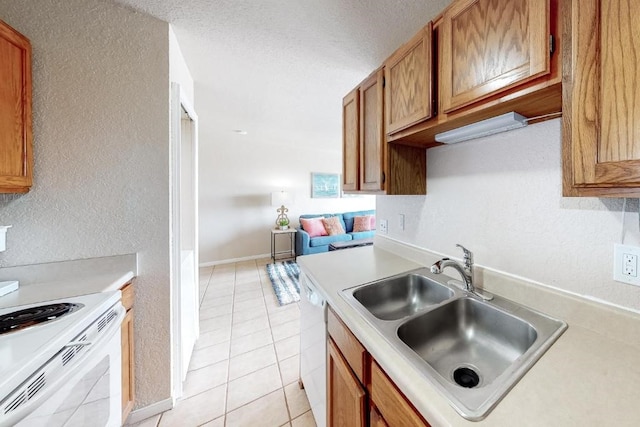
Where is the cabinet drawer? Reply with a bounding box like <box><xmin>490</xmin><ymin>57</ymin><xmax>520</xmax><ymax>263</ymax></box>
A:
<box><xmin>327</xmin><ymin>306</ymin><xmax>367</xmax><ymax>384</ymax></box>
<box><xmin>371</xmin><ymin>361</ymin><xmax>430</xmax><ymax>427</ymax></box>
<box><xmin>120</xmin><ymin>282</ymin><xmax>134</xmax><ymax>311</ymax></box>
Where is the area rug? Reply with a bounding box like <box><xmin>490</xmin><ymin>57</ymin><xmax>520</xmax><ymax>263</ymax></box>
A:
<box><xmin>266</xmin><ymin>260</ymin><xmax>301</xmax><ymax>306</ymax></box>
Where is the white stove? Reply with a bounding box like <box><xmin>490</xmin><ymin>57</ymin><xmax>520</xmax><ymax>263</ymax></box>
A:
<box><xmin>0</xmin><ymin>291</ymin><xmax>124</xmax><ymax>427</ymax></box>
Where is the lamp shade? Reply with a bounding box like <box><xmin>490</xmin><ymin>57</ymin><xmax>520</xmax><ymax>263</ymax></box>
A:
<box><xmin>271</xmin><ymin>191</ymin><xmax>291</xmax><ymax>207</ymax></box>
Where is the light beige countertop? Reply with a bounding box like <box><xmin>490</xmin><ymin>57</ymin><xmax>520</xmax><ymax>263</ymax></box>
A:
<box><xmin>297</xmin><ymin>242</ymin><xmax>640</xmax><ymax>426</ymax></box>
<box><xmin>0</xmin><ymin>254</ymin><xmax>136</xmax><ymax>308</ymax></box>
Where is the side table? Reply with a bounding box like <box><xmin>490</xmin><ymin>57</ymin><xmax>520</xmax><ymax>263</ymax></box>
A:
<box><xmin>271</xmin><ymin>228</ymin><xmax>297</xmax><ymax>262</ymax></box>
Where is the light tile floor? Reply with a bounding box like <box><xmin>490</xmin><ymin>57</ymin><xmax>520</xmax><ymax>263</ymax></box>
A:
<box><xmin>128</xmin><ymin>258</ymin><xmax>316</xmax><ymax>427</ymax></box>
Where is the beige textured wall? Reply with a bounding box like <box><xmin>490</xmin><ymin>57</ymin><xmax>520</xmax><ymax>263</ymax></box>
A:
<box><xmin>0</xmin><ymin>0</ymin><xmax>172</xmax><ymax>407</ymax></box>
<box><xmin>376</xmin><ymin>119</ymin><xmax>640</xmax><ymax>312</ymax></box>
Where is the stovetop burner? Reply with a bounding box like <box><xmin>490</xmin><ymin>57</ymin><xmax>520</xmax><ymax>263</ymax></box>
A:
<box><xmin>0</xmin><ymin>303</ymin><xmax>83</xmax><ymax>335</ymax></box>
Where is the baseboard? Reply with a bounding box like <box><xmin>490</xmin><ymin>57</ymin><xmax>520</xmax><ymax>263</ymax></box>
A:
<box><xmin>126</xmin><ymin>398</ymin><xmax>174</xmax><ymax>425</ymax></box>
<box><xmin>199</xmin><ymin>253</ymin><xmax>270</xmax><ymax>267</ymax></box>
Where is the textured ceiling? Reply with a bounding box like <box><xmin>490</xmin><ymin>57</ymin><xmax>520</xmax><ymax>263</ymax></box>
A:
<box><xmin>112</xmin><ymin>0</ymin><xmax>450</xmax><ymax>148</ymax></box>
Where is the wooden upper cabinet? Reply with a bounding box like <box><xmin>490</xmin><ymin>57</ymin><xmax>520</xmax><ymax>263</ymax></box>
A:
<box><xmin>0</xmin><ymin>20</ymin><xmax>32</xmax><ymax>194</ymax></box>
<box><xmin>359</xmin><ymin>69</ymin><xmax>385</xmax><ymax>192</ymax></box>
<box><xmin>563</xmin><ymin>0</ymin><xmax>640</xmax><ymax>197</ymax></box>
<box><xmin>342</xmin><ymin>88</ymin><xmax>359</xmax><ymax>192</ymax></box>
<box><xmin>441</xmin><ymin>0</ymin><xmax>551</xmax><ymax>113</ymax></box>
<box><xmin>385</xmin><ymin>22</ymin><xmax>434</xmax><ymax>135</ymax></box>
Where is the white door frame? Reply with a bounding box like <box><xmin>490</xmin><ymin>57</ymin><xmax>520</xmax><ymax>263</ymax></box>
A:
<box><xmin>169</xmin><ymin>82</ymin><xmax>199</xmax><ymax>402</ymax></box>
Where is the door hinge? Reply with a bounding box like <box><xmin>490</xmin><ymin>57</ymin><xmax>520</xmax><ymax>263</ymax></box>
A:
<box><xmin>549</xmin><ymin>34</ymin><xmax>555</xmax><ymax>55</ymax></box>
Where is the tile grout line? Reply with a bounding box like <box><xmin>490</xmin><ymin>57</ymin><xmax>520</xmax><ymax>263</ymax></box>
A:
<box><xmin>159</xmin><ymin>261</ymin><xmax>304</xmax><ymax>427</ymax></box>
<box><xmin>157</xmin><ymin>264</ymin><xmax>214</xmax><ymax>427</ymax></box>
<box><xmin>203</xmin><ymin>264</ymin><xmax>232</xmax><ymax>427</ymax></box>
<box><xmin>261</xmin><ymin>260</ymin><xmax>297</xmax><ymax>425</ymax></box>
<box><xmin>221</xmin><ymin>263</ymin><xmax>238</xmax><ymax>426</ymax></box>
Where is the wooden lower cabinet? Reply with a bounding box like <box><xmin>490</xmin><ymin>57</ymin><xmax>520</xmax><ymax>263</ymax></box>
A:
<box><xmin>120</xmin><ymin>283</ymin><xmax>135</xmax><ymax>423</ymax></box>
<box><xmin>327</xmin><ymin>306</ymin><xmax>430</xmax><ymax>427</ymax></box>
<box><xmin>371</xmin><ymin>361</ymin><xmax>430</xmax><ymax>427</ymax></box>
<box><xmin>327</xmin><ymin>339</ymin><xmax>367</xmax><ymax>427</ymax></box>
<box><xmin>370</xmin><ymin>406</ymin><xmax>389</xmax><ymax>427</ymax></box>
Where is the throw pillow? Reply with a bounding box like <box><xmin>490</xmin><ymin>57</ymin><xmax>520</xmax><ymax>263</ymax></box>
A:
<box><xmin>322</xmin><ymin>216</ymin><xmax>345</xmax><ymax>236</ymax></box>
<box><xmin>300</xmin><ymin>217</ymin><xmax>327</xmax><ymax>237</ymax></box>
<box><xmin>370</xmin><ymin>215</ymin><xmax>376</xmax><ymax>229</ymax></box>
<box><xmin>353</xmin><ymin>215</ymin><xmax>373</xmax><ymax>232</ymax></box>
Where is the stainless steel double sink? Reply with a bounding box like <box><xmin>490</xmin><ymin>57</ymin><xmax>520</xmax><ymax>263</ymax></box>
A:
<box><xmin>340</xmin><ymin>268</ymin><xmax>567</xmax><ymax>421</ymax></box>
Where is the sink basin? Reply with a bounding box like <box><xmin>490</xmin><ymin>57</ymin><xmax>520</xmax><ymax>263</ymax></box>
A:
<box><xmin>352</xmin><ymin>273</ymin><xmax>453</xmax><ymax>320</ymax></box>
<box><xmin>341</xmin><ymin>268</ymin><xmax>567</xmax><ymax>420</ymax></box>
<box><xmin>398</xmin><ymin>297</ymin><xmax>538</xmax><ymax>388</ymax></box>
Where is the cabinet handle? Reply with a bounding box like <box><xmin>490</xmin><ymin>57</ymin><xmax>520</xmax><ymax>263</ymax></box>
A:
<box><xmin>381</xmin><ymin>172</ymin><xmax>386</xmax><ymax>184</ymax></box>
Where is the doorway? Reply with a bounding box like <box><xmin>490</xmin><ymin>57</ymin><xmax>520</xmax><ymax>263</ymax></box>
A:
<box><xmin>170</xmin><ymin>83</ymin><xmax>199</xmax><ymax>401</ymax></box>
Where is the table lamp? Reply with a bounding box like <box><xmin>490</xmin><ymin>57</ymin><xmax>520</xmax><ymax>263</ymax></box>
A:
<box><xmin>271</xmin><ymin>191</ymin><xmax>291</xmax><ymax>229</ymax></box>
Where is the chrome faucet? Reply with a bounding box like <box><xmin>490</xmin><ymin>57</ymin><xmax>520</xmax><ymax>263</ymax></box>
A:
<box><xmin>430</xmin><ymin>245</ymin><xmax>493</xmax><ymax>300</ymax></box>
<box><xmin>431</xmin><ymin>244</ymin><xmax>475</xmax><ymax>292</ymax></box>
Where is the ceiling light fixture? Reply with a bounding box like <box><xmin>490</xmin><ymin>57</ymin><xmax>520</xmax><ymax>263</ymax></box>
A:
<box><xmin>435</xmin><ymin>112</ymin><xmax>528</xmax><ymax>144</ymax></box>
<box><xmin>233</xmin><ymin>130</ymin><xmax>248</xmax><ymax>135</ymax></box>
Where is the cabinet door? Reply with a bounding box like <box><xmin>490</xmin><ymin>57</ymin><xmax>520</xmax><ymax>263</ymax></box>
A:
<box><xmin>121</xmin><ymin>308</ymin><xmax>135</xmax><ymax>423</ymax></box>
<box><xmin>385</xmin><ymin>23</ymin><xmax>433</xmax><ymax>135</ymax></box>
<box><xmin>370</xmin><ymin>406</ymin><xmax>389</xmax><ymax>427</ymax></box>
<box><xmin>563</xmin><ymin>0</ymin><xmax>640</xmax><ymax>197</ymax></box>
<box><xmin>0</xmin><ymin>20</ymin><xmax>32</xmax><ymax>193</ymax></box>
<box><xmin>359</xmin><ymin>69</ymin><xmax>385</xmax><ymax>192</ymax></box>
<box><xmin>342</xmin><ymin>88</ymin><xmax>359</xmax><ymax>191</ymax></box>
<box><xmin>327</xmin><ymin>338</ymin><xmax>366</xmax><ymax>427</ymax></box>
<box><xmin>441</xmin><ymin>0</ymin><xmax>550</xmax><ymax>113</ymax></box>
<box><xmin>371</xmin><ymin>361</ymin><xmax>430</xmax><ymax>427</ymax></box>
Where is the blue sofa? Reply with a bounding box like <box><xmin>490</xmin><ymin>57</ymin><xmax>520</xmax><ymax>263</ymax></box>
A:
<box><xmin>295</xmin><ymin>210</ymin><xmax>376</xmax><ymax>256</ymax></box>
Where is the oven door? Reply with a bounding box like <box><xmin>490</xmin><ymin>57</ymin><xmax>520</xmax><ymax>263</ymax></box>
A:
<box><xmin>3</xmin><ymin>306</ymin><xmax>124</xmax><ymax>427</ymax></box>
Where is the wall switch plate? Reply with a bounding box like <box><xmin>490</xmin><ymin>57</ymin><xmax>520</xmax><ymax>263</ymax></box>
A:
<box><xmin>398</xmin><ymin>214</ymin><xmax>405</xmax><ymax>231</ymax></box>
<box><xmin>0</xmin><ymin>281</ymin><xmax>19</xmax><ymax>297</ymax></box>
<box><xmin>0</xmin><ymin>225</ymin><xmax>10</xmax><ymax>252</ymax></box>
<box><xmin>379</xmin><ymin>219</ymin><xmax>388</xmax><ymax>234</ymax></box>
<box><xmin>613</xmin><ymin>244</ymin><xmax>640</xmax><ymax>286</ymax></box>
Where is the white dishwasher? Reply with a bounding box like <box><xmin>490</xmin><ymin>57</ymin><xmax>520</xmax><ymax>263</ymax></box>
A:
<box><xmin>299</xmin><ymin>271</ymin><xmax>327</xmax><ymax>427</ymax></box>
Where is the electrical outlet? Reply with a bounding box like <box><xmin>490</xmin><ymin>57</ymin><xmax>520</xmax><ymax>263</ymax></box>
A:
<box><xmin>379</xmin><ymin>219</ymin><xmax>388</xmax><ymax>234</ymax></box>
<box><xmin>624</xmin><ymin>253</ymin><xmax>637</xmax><ymax>277</ymax></box>
<box><xmin>613</xmin><ymin>244</ymin><xmax>640</xmax><ymax>286</ymax></box>
<box><xmin>398</xmin><ymin>214</ymin><xmax>405</xmax><ymax>231</ymax></box>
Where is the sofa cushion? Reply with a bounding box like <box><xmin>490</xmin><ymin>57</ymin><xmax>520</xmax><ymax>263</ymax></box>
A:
<box><xmin>300</xmin><ymin>217</ymin><xmax>327</xmax><ymax>237</ymax></box>
<box><xmin>322</xmin><ymin>216</ymin><xmax>345</xmax><ymax>235</ymax></box>
<box><xmin>301</xmin><ymin>213</ymin><xmax>346</xmax><ymax>231</ymax></box>
<box><xmin>342</xmin><ymin>210</ymin><xmax>376</xmax><ymax>232</ymax></box>
<box><xmin>353</xmin><ymin>215</ymin><xmax>374</xmax><ymax>232</ymax></box>
<box><xmin>309</xmin><ymin>233</ymin><xmax>352</xmax><ymax>247</ymax></box>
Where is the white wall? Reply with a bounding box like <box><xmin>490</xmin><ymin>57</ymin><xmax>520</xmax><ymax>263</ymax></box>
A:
<box><xmin>0</xmin><ymin>0</ymin><xmax>173</xmax><ymax>408</ymax></box>
<box><xmin>377</xmin><ymin>119</ymin><xmax>640</xmax><ymax>312</ymax></box>
<box><xmin>169</xmin><ymin>26</ymin><xmax>195</xmax><ymax>107</ymax></box>
<box><xmin>197</xmin><ymin>88</ymin><xmax>375</xmax><ymax>263</ymax></box>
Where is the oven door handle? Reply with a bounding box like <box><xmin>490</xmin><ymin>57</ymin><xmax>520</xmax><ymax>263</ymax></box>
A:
<box><xmin>0</xmin><ymin>306</ymin><xmax>125</xmax><ymax>427</ymax></box>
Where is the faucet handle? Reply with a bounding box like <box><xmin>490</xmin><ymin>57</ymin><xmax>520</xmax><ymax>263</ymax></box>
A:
<box><xmin>456</xmin><ymin>244</ymin><xmax>473</xmax><ymax>266</ymax></box>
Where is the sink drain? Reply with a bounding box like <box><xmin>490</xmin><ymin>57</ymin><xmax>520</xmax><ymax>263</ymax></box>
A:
<box><xmin>453</xmin><ymin>367</ymin><xmax>480</xmax><ymax>388</ymax></box>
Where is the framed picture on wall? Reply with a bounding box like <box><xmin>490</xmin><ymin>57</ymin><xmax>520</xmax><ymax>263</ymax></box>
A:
<box><xmin>311</xmin><ymin>173</ymin><xmax>340</xmax><ymax>198</ymax></box>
